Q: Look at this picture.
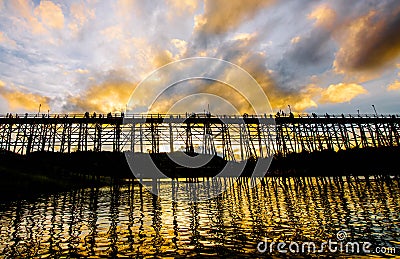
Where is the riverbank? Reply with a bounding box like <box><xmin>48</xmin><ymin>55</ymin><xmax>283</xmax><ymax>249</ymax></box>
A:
<box><xmin>269</xmin><ymin>146</ymin><xmax>400</xmax><ymax>177</ymax></box>
<box><xmin>0</xmin><ymin>166</ymin><xmax>113</xmax><ymax>203</ymax></box>
<box><xmin>0</xmin><ymin>146</ymin><xmax>399</xmax><ymax>202</ymax></box>
<box><xmin>0</xmin><ymin>151</ymin><xmax>118</xmax><ymax>203</ymax></box>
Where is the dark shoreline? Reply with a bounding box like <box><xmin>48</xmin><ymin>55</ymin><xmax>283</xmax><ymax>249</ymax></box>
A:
<box><xmin>1</xmin><ymin>146</ymin><xmax>399</xmax><ymax>202</ymax></box>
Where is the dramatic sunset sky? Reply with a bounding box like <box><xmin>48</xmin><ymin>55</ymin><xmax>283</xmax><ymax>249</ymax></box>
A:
<box><xmin>0</xmin><ymin>0</ymin><xmax>399</xmax><ymax>114</ymax></box>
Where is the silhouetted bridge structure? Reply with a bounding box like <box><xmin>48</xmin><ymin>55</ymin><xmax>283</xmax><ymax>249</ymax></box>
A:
<box><xmin>1</xmin><ymin>113</ymin><xmax>399</xmax><ymax>161</ymax></box>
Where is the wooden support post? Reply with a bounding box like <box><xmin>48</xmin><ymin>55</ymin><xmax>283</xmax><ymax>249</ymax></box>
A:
<box><xmin>13</xmin><ymin>124</ymin><xmax>21</xmax><ymax>153</ymax></box>
<box><xmin>96</xmin><ymin>124</ymin><xmax>102</xmax><ymax>151</ymax></box>
<box><xmin>169</xmin><ymin>123</ymin><xmax>174</xmax><ymax>153</ymax></box>
<box><xmin>139</xmin><ymin>123</ymin><xmax>143</xmax><ymax>153</ymax></box>
<box><xmin>185</xmin><ymin>122</ymin><xmax>193</xmax><ymax>153</ymax></box>
<box><xmin>51</xmin><ymin>123</ymin><xmax>56</xmax><ymax>152</ymax></box>
<box><xmin>78</xmin><ymin>122</ymin><xmax>82</xmax><ymax>151</ymax></box>
<box><xmin>239</xmin><ymin>123</ymin><xmax>244</xmax><ymax>160</ymax></box>
<box><xmin>350</xmin><ymin>122</ymin><xmax>359</xmax><ymax>148</ymax></box>
<box><xmin>257</xmin><ymin>124</ymin><xmax>263</xmax><ymax>158</ymax></box>
<box><xmin>67</xmin><ymin>123</ymin><xmax>72</xmax><ymax>153</ymax></box>
<box><xmin>84</xmin><ymin>123</ymin><xmax>88</xmax><ymax>151</ymax></box>
<box><xmin>6</xmin><ymin>123</ymin><xmax>12</xmax><ymax>152</ymax></box>
<box><xmin>131</xmin><ymin>123</ymin><xmax>135</xmax><ymax>152</ymax></box>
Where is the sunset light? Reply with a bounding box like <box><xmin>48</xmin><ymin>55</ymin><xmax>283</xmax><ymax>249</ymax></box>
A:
<box><xmin>0</xmin><ymin>0</ymin><xmax>399</xmax><ymax>114</ymax></box>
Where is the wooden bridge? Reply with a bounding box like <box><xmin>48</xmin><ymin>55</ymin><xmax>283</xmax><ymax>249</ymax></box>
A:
<box><xmin>0</xmin><ymin>113</ymin><xmax>399</xmax><ymax>161</ymax></box>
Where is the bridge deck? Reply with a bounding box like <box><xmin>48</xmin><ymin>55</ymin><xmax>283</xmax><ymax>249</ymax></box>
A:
<box><xmin>0</xmin><ymin>113</ymin><xmax>399</xmax><ymax>124</ymax></box>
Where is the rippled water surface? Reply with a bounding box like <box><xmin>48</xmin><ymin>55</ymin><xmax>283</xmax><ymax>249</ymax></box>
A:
<box><xmin>0</xmin><ymin>177</ymin><xmax>399</xmax><ymax>258</ymax></box>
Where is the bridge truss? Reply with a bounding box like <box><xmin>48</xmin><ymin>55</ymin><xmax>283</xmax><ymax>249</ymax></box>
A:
<box><xmin>0</xmin><ymin>113</ymin><xmax>399</xmax><ymax>161</ymax></box>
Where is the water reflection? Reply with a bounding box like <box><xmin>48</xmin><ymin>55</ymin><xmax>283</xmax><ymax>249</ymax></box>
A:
<box><xmin>0</xmin><ymin>176</ymin><xmax>399</xmax><ymax>257</ymax></box>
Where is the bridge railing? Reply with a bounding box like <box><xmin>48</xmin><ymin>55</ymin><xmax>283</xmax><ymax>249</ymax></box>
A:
<box><xmin>1</xmin><ymin>112</ymin><xmax>399</xmax><ymax>119</ymax></box>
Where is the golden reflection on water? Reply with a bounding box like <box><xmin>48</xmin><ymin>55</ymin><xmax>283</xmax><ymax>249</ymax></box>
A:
<box><xmin>0</xmin><ymin>177</ymin><xmax>399</xmax><ymax>258</ymax></box>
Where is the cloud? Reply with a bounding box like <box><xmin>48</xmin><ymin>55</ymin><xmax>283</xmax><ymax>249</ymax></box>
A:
<box><xmin>387</xmin><ymin>80</ymin><xmax>400</xmax><ymax>91</ymax></box>
<box><xmin>171</xmin><ymin>38</ymin><xmax>188</xmax><ymax>58</ymax></box>
<box><xmin>0</xmin><ymin>81</ymin><xmax>50</xmax><ymax>112</ymax></box>
<box><xmin>68</xmin><ymin>1</ymin><xmax>95</xmax><ymax>35</ymax></box>
<box><xmin>265</xmin><ymin>1</ymin><xmax>338</xmax><ymax>93</ymax></box>
<box><xmin>147</xmin><ymin>80</ymin><xmax>252</xmax><ymax>114</ymax></box>
<box><xmin>185</xmin><ymin>33</ymin><xmax>327</xmax><ymax>112</ymax></box>
<box><xmin>266</xmin><ymin>83</ymin><xmax>322</xmax><ymax>112</ymax></box>
<box><xmin>152</xmin><ymin>49</ymin><xmax>174</xmax><ymax>68</ymax></box>
<box><xmin>75</xmin><ymin>68</ymin><xmax>90</xmax><ymax>74</ymax></box>
<box><xmin>308</xmin><ymin>4</ymin><xmax>336</xmax><ymax>29</ymax></box>
<box><xmin>34</xmin><ymin>1</ymin><xmax>64</xmax><ymax>30</ymax></box>
<box><xmin>163</xmin><ymin>33</ymin><xmax>325</xmax><ymax>113</ymax></box>
<box><xmin>319</xmin><ymin>83</ymin><xmax>367</xmax><ymax>103</ymax></box>
<box><xmin>286</xmin><ymin>28</ymin><xmax>334</xmax><ymax>67</ymax></box>
<box><xmin>333</xmin><ymin>6</ymin><xmax>400</xmax><ymax>77</ymax></box>
<box><xmin>273</xmin><ymin>1</ymin><xmax>400</xmax><ymax>89</ymax></box>
<box><xmin>0</xmin><ymin>0</ymin><xmax>399</xmax><ymax>116</ymax></box>
<box><xmin>70</xmin><ymin>1</ymin><xmax>95</xmax><ymax>25</ymax></box>
<box><xmin>8</xmin><ymin>0</ymin><xmax>46</xmax><ymax>34</ymax></box>
<box><xmin>166</xmin><ymin>0</ymin><xmax>198</xmax><ymax>16</ymax></box>
<box><xmin>266</xmin><ymin>82</ymin><xmax>368</xmax><ymax>111</ymax></box>
<box><xmin>66</xmin><ymin>80</ymin><xmax>136</xmax><ymax>113</ymax></box>
<box><xmin>204</xmin><ymin>33</ymin><xmax>328</xmax><ymax>112</ymax></box>
<box><xmin>195</xmin><ymin>0</ymin><xmax>274</xmax><ymax>34</ymax></box>
<box><xmin>0</xmin><ymin>31</ymin><xmax>16</xmax><ymax>48</ymax></box>
<box><xmin>290</xmin><ymin>36</ymin><xmax>301</xmax><ymax>44</ymax></box>
<box><xmin>101</xmin><ymin>25</ymin><xmax>124</xmax><ymax>41</ymax></box>
<box><xmin>116</xmin><ymin>0</ymin><xmax>137</xmax><ymax>17</ymax></box>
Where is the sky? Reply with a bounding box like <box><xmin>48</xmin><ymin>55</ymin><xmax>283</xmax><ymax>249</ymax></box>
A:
<box><xmin>0</xmin><ymin>0</ymin><xmax>400</xmax><ymax>115</ymax></box>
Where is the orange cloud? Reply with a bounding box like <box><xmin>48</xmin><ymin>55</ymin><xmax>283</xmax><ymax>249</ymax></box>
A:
<box><xmin>125</xmin><ymin>37</ymin><xmax>177</xmax><ymax>69</ymax></box>
<box><xmin>195</xmin><ymin>0</ymin><xmax>274</xmax><ymax>34</ymax></box>
<box><xmin>264</xmin><ymin>82</ymin><xmax>367</xmax><ymax>112</ymax></box>
<box><xmin>333</xmin><ymin>8</ymin><xmax>400</xmax><ymax>80</ymax></box>
<box><xmin>34</xmin><ymin>1</ymin><xmax>64</xmax><ymax>30</ymax></box>
<box><xmin>0</xmin><ymin>81</ymin><xmax>50</xmax><ymax>112</ymax></box>
<box><xmin>270</xmin><ymin>84</ymin><xmax>319</xmax><ymax>112</ymax></box>
<box><xmin>166</xmin><ymin>0</ymin><xmax>198</xmax><ymax>15</ymax></box>
<box><xmin>387</xmin><ymin>80</ymin><xmax>400</xmax><ymax>91</ymax></box>
<box><xmin>308</xmin><ymin>4</ymin><xmax>336</xmax><ymax>29</ymax></box>
<box><xmin>69</xmin><ymin>2</ymin><xmax>95</xmax><ymax>35</ymax></box>
<box><xmin>319</xmin><ymin>83</ymin><xmax>367</xmax><ymax>103</ymax></box>
<box><xmin>171</xmin><ymin>39</ymin><xmax>188</xmax><ymax>57</ymax></box>
<box><xmin>68</xmin><ymin>81</ymin><xmax>136</xmax><ymax>113</ymax></box>
<box><xmin>70</xmin><ymin>2</ymin><xmax>95</xmax><ymax>25</ymax></box>
<box><xmin>75</xmin><ymin>68</ymin><xmax>90</xmax><ymax>74</ymax></box>
<box><xmin>101</xmin><ymin>25</ymin><xmax>124</xmax><ymax>41</ymax></box>
<box><xmin>117</xmin><ymin>0</ymin><xmax>139</xmax><ymax>17</ymax></box>
<box><xmin>152</xmin><ymin>50</ymin><xmax>174</xmax><ymax>68</ymax></box>
<box><xmin>217</xmin><ymin>39</ymin><xmax>320</xmax><ymax>112</ymax></box>
<box><xmin>145</xmin><ymin>79</ymin><xmax>260</xmax><ymax>115</ymax></box>
<box><xmin>10</xmin><ymin>0</ymin><xmax>46</xmax><ymax>34</ymax></box>
<box><xmin>126</xmin><ymin>29</ymin><xmax>368</xmax><ymax>114</ymax></box>
<box><xmin>290</xmin><ymin>36</ymin><xmax>301</xmax><ymax>44</ymax></box>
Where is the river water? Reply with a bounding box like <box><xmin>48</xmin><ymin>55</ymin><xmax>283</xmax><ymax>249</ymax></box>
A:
<box><xmin>0</xmin><ymin>177</ymin><xmax>399</xmax><ymax>258</ymax></box>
